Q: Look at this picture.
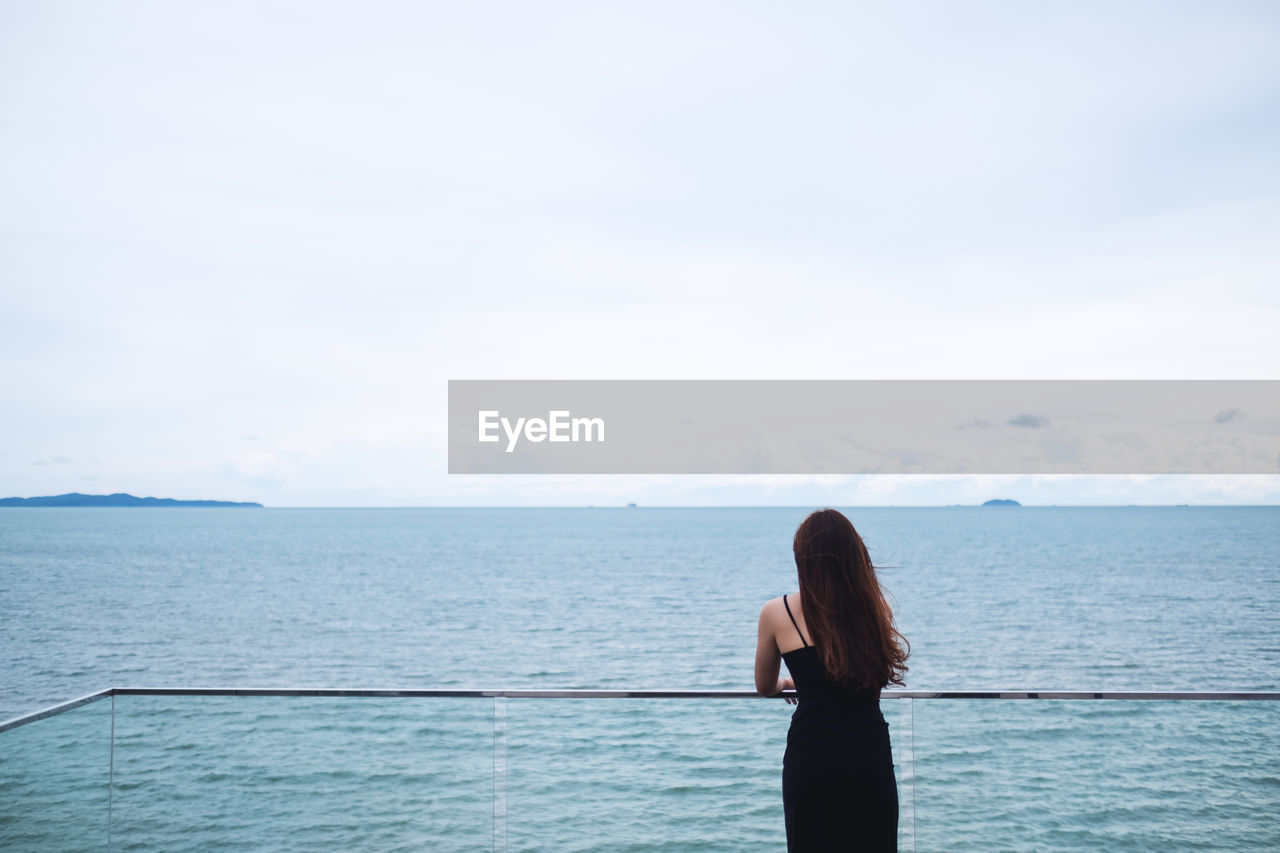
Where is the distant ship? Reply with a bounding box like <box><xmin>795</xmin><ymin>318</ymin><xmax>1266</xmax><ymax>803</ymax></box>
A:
<box><xmin>626</xmin><ymin>502</ymin><xmax>638</xmax><ymax>508</ymax></box>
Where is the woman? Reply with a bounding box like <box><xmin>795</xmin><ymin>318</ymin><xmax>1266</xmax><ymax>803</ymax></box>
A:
<box><xmin>754</xmin><ymin>508</ymin><xmax>909</xmax><ymax>852</ymax></box>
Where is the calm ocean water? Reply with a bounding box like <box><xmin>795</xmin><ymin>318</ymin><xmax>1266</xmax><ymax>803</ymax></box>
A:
<box><xmin>2</xmin><ymin>506</ymin><xmax>1278</xmax><ymax>850</ymax></box>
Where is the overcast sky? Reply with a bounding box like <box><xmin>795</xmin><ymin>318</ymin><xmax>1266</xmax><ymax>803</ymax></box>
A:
<box><xmin>2</xmin><ymin>1</ymin><xmax>1278</xmax><ymax>506</ymax></box>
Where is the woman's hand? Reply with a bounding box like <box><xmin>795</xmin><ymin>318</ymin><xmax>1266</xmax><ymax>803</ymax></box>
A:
<box><xmin>776</xmin><ymin>677</ymin><xmax>797</xmax><ymax>705</ymax></box>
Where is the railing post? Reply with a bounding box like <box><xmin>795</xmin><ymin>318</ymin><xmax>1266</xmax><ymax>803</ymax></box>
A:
<box><xmin>108</xmin><ymin>692</ymin><xmax>115</xmax><ymax>851</ymax></box>
<box><xmin>899</xmin><ymin>697</ymin><xmax>915</xmax><ymax>852</ymax></box>
<box><xmin>493</xmin><ymin>696</ymin><xmax>507</xmax><ymax>853</ymax></box>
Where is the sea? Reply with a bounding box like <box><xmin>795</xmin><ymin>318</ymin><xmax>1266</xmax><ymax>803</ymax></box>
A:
<box><xmin>1</xmin><ymin>506</ymin><xmax>1277</xmax><ymax>851</ymax></box>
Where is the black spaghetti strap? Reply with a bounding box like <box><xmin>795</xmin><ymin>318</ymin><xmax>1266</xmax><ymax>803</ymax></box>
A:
<box><xmin>782</xmin><ymin>594</ymin><xmax>810</xmax><ymax>647</ymax></box>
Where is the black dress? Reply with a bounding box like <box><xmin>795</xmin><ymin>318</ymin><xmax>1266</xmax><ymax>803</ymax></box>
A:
<box><xmin>780</xmin><ymin>594</ymin><xmax>898</xmax><ymax>852</ymax></box>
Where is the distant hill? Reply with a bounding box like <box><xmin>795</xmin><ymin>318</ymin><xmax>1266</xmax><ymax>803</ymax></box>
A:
<box><xmin>981</xmin><ymin>498</ymin><xmax>1021</xmax><ymax>507</ymax></box>
<box><xmin>0</xmin><ymin>492</ymin><xmax>263</xmax><ymax>508</ymax></box>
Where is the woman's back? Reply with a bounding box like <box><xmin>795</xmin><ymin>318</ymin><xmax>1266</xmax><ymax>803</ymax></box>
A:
<box><xmin>779</xmin><ymin>594</ymin><xmax>884</xmax><ymax>751</ymax></box>
<box><xmin>779</xmin><ymin>593</ymin><xmax>898</xmax><ymax>851</ymax></box>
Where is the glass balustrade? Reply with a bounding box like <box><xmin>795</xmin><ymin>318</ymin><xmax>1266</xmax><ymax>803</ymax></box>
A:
<box><xmin>0</xmin><ymin>693</ymin><xmax>112</xmax><ymax>853</ymax></box>
<box><xmin>1</xmin><ymin>689</ymin><xmax>1276</xmax><ymax>851</ymax></box>
<box><xmin>909</xmin><ymin>697</ymin><xmax>1280</xmax><ymax>851</ymax></box>
<box><xmin>108</xmin><ymin>694</ymin><xmax>493</xmax><ymax>852</ymax></box>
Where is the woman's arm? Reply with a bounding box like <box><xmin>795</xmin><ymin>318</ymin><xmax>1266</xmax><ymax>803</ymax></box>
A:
<box><xmin>754</xmin><ymin>600</ymin><xmax>795</xmax><ymax>701</ymax></box>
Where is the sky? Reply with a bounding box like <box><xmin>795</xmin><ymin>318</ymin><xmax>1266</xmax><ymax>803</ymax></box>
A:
<box><xmin>2</xmin><ymin>1</ymin><xmax>1278</xmax><ymax>506</ymax></box>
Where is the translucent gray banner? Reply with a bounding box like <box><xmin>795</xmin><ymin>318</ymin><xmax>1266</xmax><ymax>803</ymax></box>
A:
<box><xmin>447</xmin><ymin>380</ymin><xmax>1279</xmax><ymax>475</ymax></box>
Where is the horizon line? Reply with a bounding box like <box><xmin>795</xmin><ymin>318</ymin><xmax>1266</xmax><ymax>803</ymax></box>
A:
<box><xmin>6</xmin><ymin>502</ymin><xmax>1270</xmax><ymax>509</ymax></box>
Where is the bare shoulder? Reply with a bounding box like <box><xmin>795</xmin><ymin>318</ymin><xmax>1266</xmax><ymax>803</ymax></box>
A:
<box><xmin>759</xmin><ymin>593</ymin><xmax>800</xmax><ymax>621</ymax></box>
<box><xmin>758</xmin><ymin>595</ymin><xmax>786</xmax><ymax>620</ymax></box>
<box><xmin>771</xmin><ymin>591</ymin><xmax>802</xmax><ymax>608</ymax></box>
<box><xmin>757</xmin><ymin>597</ymin><xmax>780</xmax><ymax>631</ymax></box>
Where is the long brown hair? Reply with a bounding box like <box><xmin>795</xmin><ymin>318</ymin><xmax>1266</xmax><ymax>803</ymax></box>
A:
<box><xmin>793</xmin><ymin>508</ymin><xmax>909</xmax><ymax>689</ymax></box>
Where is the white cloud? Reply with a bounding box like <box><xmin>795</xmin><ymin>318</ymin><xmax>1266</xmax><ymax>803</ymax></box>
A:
<box><xmin>1</xmin><ymin>2</ymin><xmax>1278</xmax><ymax>504</ymax></box>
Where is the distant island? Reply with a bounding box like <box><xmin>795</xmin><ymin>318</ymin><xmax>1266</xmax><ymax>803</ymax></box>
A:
<box><xmin>981</xmin><ymin>499</ymin><xmax>1021</xmax><ymax>507</ymax></box>
<box><xmin>0</xmin><ymin>492</ymin><xmax>263</xmax><ymax>508</ymax></box>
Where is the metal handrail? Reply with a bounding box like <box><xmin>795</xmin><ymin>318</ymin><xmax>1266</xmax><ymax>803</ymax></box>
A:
<box><xmin>2</xmin><ymin>686</ymin><xmax>1277</xmax><ymax>735</ymax></box>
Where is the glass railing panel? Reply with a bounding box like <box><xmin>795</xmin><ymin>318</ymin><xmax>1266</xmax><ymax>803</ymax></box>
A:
<box><xmin>911</xmin><ymin>698</ymin><xmax>1280</xmax><ymax>850</ymax></box>
<box><xmin>108</xmin><ymin>695</ymin><xmax>493</xmax><ymax>852</ymax></box>
<box><xmin>504</xmin><ymin>697</ymin><xmax>914</xmax><ymax>851</ymax></box>
<box><xmin>6</xmin><ymin>689</ymin><xmax>1276</xmax><ymax>851</ymax></box>
<box><xmin>0</xmin><ymin>695</ymin><xmax>112</xmax><ymax>853</ymax></box>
